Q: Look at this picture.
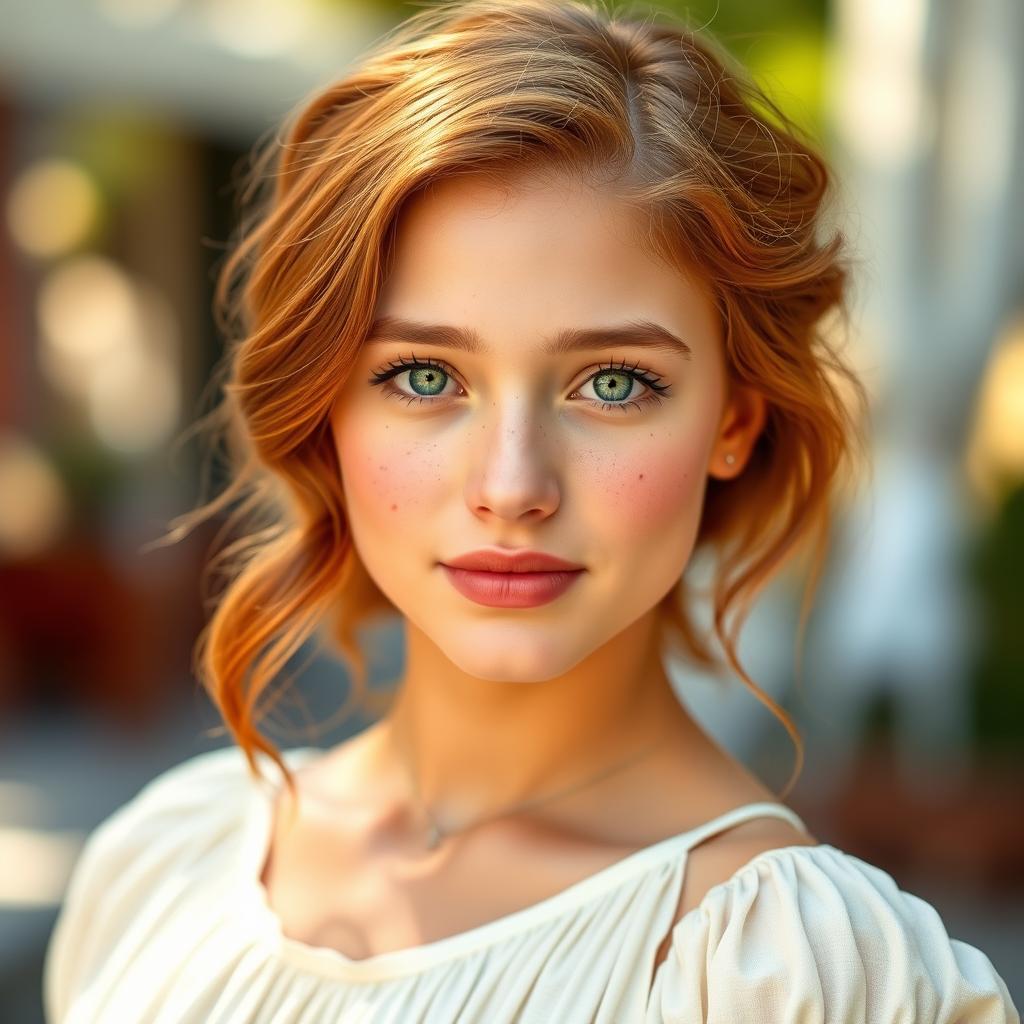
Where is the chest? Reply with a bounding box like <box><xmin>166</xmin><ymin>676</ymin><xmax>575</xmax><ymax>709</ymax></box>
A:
<box><xmin>257</xmin><ymin>800</ymin><xmax>665</xmax><ymax>963</ymax></box>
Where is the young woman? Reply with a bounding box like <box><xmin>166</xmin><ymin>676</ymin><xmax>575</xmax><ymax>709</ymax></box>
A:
<box><xmin>44</xmin><ymin>0</ymin><xmax>1019</xmax><ymax>1020</ymax></box>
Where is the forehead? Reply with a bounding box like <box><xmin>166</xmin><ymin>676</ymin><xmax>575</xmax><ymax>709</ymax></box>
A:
<box><xmin>388</xmin><ymin>171</ymin><xmax>651</xmax><ymax>282</ymax></box>
<box><xmin>374</xmin><ymin>170</ymin><xmax>717</xmax><ymax>352</ymax></box>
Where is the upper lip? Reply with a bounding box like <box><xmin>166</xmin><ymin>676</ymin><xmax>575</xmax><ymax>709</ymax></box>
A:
<box><xmin>441</xmin><ymin>548</ymin><xmax>585</xmax><ymax>573</ymax></box>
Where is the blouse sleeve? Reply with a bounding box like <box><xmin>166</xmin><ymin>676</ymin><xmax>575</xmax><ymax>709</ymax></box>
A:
<box><xmin>651</xmin><ymin>844</ymin><xmax>1020</xmax><ymax>1024</ymax></box>
<box><xmin>42</xmin><ymin>746</ymin><xmax>253</xmax><ymax>1023</ymax></box>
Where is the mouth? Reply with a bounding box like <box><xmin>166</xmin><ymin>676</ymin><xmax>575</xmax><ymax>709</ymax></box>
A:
<box><xmin>438</xmin><ymin>564</ymin><xmax>585</xmax><ymax>609</ymax></box>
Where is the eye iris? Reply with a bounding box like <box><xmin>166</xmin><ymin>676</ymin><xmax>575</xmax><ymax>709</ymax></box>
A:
<box><xmin>593</xmin><ymin>371</ymin><xmax>633</xmax><ymax>403</ymax></box>
<box><xmin>409</xmin><ymin>366</ymin><xmax>446</xmax><ymax>396</ymax></box>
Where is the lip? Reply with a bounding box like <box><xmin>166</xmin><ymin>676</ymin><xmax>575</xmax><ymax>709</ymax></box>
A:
<box><xmin>438</xmin><ymin>548</ymin><xmax>586</xmax><ymax>609</ymax></box>
<box><xmin>440</xmin><ymin>548</ymin><xmax>584</xmax><ymax>573</ymax></box>
<box><xmin>439</xmin><ymin>564</ymin><xmax>585</xmax><ymax>608</ymax></box>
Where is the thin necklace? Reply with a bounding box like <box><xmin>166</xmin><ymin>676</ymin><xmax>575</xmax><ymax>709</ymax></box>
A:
<box><xmin>391</xmin><ymin>713</ymin><xmax>673</xmax><ymax>851</ymax></box>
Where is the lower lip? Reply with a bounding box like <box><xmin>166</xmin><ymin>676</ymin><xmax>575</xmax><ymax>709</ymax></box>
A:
<box><xmin>439</xmin><ymin>565</ymin><xmax>585</xmax><ymax>608</ymax></box>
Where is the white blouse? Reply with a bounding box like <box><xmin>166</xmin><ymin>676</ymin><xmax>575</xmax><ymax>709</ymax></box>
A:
<box><xmin>43</xmin><ymin>744</ymin><xmax>1019</xmax><ymax>1023</ymax></box>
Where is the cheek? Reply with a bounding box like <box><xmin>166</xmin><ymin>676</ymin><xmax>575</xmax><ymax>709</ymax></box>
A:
<box><xmin>336</xmin><ymin>425</ymin><xmax>449</xmax><ymax>519</ymax></box>
<box><xmin>577</xmin><ymin>431</ymin><xmax>710</xmax><ymax>537</ymax></box>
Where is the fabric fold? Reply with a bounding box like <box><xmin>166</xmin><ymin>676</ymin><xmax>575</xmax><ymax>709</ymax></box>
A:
<box><xmin>43</xmin><ymin>745</ymin><xmax>1020</xmax><ymax>1024</ymax></box>
<box><xmin>650</xmin><ymin>844</ymin><xmax>1020</xmax><ymax>1024</ymax></box>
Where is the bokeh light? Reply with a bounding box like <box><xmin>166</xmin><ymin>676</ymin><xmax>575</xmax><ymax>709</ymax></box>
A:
<box><xmin>0</xmin><ymin>432</ymin><xmax>70</xmax><ymax>558</ymax></box>
<box><xmin>36</xmin><ymin>255</ymin><xmax>182</xmax><ymax>455</ymax></box>
<box><xmin>6</xmin><ymin>159</ymin><xmax>103</xmax><ymax>260</ymax></box>
<box><xmin>198</xmin><ymin>0</ymin><xmax>321</xmax><ymax>59</ymax></box>
<box><xmin>965</xmin><ymin>313</ymin><xmax>1024</xmax><ymax>504</ymax></box>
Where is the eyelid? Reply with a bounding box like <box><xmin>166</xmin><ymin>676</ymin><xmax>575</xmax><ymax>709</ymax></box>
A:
<box><xmin>366</xmin><ymin>352</ymin><xmax>465</xmax><ymax>388</ymax></box>
<box><xmin>366</xmin><ymin>351</ymin><xmax>672</xmax><ymax>411</ymax></box>
<box><xmin>368</xmin><ymin>352</ymin><xmax>669</xmax><ymax>388</ymax></box>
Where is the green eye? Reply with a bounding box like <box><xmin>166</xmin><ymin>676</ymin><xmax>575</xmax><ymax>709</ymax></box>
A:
<box><xmin>588</xmin><ymin>368</ymin><xmax>646</xmax><ymax>405</ymax></box>
<box><xmin>367</xmin><ymin>353</ymin><xmax>671</xmax><ymax>413</ymax></box>
<box><xmin>405</xmin><ymin>364</ymin><xmax>448</xmax><ymax>397</ymax></box>
<box><xmin>367</xmin><ymin>355</ymin><xmax>462</xmax><ymax>405</ymax></box>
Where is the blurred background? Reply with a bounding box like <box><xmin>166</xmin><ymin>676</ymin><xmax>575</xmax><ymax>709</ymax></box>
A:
<box><xmin>0</xmin><ymin>0</ymin><xmax>1021</xmax><ymax>1017</ymax></box>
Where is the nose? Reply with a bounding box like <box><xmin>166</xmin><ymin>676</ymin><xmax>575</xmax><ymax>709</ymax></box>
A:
<box><xmin>464</xmin><ymin>399</ymin><xmax>561</xmax><ymax>524</ymax></box>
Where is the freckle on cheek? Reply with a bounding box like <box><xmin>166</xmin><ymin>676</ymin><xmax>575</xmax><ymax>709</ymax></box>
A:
<box><xmin>357</xmin><ymin>441</ymin><xmax>445</xmax><ymax>514</ymax></box>
<box><xmin>622</xmin><ymin>451</ymin><xmax>702</xmax><ymax>526</ymax></box>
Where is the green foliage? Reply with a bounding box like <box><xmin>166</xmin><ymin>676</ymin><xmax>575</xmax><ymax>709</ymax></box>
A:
<box><xmin>969</xmin><ymin>481</ymin><xmax>1024</xmax><ymax>747</ymax></box>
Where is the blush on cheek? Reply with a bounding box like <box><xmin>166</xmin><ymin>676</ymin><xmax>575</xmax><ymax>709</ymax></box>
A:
<box><xmin>639</xmin><ymin>455</ymin><xmax>705</xmax><ymax>527</ymax></box>
<box><xmin>584</xmin><ymin>436</ymin><xmax>708</xmax><ymax>535</ymax></box>
<box><xmin>339</xmin><ymin>435</ymin><xmax>448</xmax><ymax>519</ymax></box>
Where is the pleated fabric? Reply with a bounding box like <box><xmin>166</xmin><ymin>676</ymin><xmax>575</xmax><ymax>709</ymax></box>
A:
<box><xmin>44</xmin><ymin>745</ymin><xmax>1019</xmax><ymax>1023</ymax></box>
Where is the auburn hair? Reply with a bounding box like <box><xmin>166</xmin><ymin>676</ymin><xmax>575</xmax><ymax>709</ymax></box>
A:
<box><xmin>153</xmin><ymin>0</ymin><xmax>870</xmax><ymax>809</ymax></box>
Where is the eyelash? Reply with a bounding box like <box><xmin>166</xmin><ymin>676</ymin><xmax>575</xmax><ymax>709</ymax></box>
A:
<box><xmin>366</xmin><ymin>352</ymin><xmax>672</xmax><ymax>415</ymax></box>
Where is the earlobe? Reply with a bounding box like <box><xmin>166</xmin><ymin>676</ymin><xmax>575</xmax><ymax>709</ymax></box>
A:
<box><xmin>708</xmin><ymin>386</ymin><xmax>767</xmax><ymax>479</ymax></box>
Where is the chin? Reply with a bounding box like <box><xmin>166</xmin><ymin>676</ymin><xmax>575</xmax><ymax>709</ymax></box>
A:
<box><xmin>425</xmin><ymin>620</ymin><xmax>604</xmax><ymax>683</ymax></box>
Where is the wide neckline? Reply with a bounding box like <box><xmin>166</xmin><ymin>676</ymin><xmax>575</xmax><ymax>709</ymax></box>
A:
<box><xmin>245</xmin><ymin>744</ymin><xmax>812</xmax><ymax>982</ymax></box>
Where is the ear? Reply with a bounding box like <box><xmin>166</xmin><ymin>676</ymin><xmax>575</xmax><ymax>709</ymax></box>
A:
<box><xmin>707</xmin><ymin>382</ymin><xmax>767</xmax><ymax>480</ymax></box>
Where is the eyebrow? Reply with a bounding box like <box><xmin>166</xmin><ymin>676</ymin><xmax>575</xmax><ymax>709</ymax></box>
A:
<box><xmin>365</xmin><ymin>315</ymin><xmax>692</xmax><ymax>360</ymax></box>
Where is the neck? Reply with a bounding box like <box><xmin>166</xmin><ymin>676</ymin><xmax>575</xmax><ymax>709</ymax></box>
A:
<box><xmin>374</xmin><ymin>608</ymin><xmax>697</xmax><ymax>831</ymax></box>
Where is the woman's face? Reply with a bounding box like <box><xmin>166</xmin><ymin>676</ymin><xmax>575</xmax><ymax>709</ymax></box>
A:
<box><xmin>330</xmin><ymin>170</ymin><xmax>759</xmax><ymax>683</ymax></box>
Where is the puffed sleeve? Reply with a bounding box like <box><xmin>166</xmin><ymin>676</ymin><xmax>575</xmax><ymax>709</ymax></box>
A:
<box><xmin>649</xmin><ymin>844</ymin><xmax>1020</xmax><ymax>1024</ymax></box>
<box><xmin>42</xmin><ymin>746</ymin><xmax>257</xmax><ymax>1023</ymax></box>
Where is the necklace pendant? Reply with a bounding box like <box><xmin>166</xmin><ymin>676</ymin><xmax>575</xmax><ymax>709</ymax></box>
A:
<box><xmin>426</xmin><ymin>822</ymin><xmax>442</xmax><ymax>850</ymax></box>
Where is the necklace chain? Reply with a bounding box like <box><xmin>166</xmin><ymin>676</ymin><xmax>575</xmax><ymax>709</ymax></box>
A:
<box><xmin>392</xmin><ymin>712</ymin><xmax>673</xmax><ymax>851</ymax></box>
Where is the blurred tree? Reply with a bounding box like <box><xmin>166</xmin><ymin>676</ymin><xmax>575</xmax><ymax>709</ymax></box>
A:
<box><xmin>970</xmin><ymin>481</ymin><xmax>1024</xmax><ymax>747</ymax></box>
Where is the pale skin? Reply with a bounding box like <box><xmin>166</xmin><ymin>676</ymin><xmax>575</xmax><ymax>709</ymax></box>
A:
<box><xmin>259</xmin><ymin>167</ymin><xmax>818</xmax><ymax>985</ymax></box>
